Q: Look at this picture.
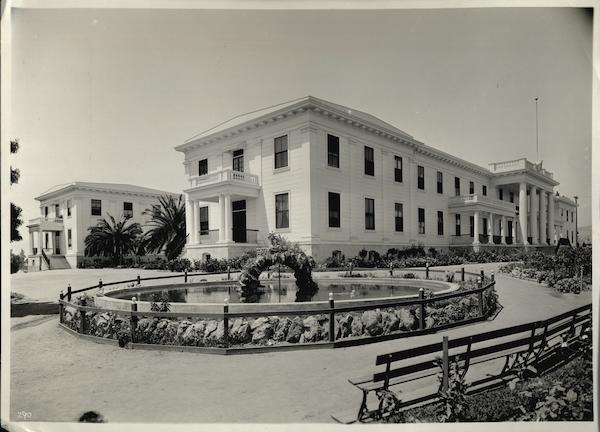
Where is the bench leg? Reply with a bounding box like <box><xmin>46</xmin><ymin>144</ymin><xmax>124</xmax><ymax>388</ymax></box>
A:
<box><xmin>357</xmin><ymin>390</ymin><xmax>369</xmax><ymax>422</ymax></box>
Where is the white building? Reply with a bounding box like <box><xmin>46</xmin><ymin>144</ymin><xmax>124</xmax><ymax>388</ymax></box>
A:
<box><xmin>26</xmin><ymin>182</ymin><xmax>178</xmax><ymax>271</ymax></box>
<box><xmin>175</xmin><ymin>96</ymin><xmax>578</xmax><ymax>261</ymax></box>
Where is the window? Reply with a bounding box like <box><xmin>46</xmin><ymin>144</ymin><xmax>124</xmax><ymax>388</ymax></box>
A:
<box><xmin>499</xmin><ymin>189</ymin><xmax>503</xmax><ymax>200</ymax></box>
<box><xmin>364</xmin><ymin>146</ymin><xmax>374</xmax><ymax>176</ymax></box>
<box><xmin>328</xmin><ymin>192</ymin><xmax>340</xmax><ymax>228</ymax></box>
<box><xmin>232</xmin><ymin>149</ymin><xmax>244</xmax><ymax>172</ymax></box>
<box><xmin>67</xmin><ymin>200</ymin><xmax>72</xmax><ymax>217</ymax></box>
<box><xmin>455</xmin><ymin>177</ymin><xmax>460</xmax><ymax>196</ymax></box>
<box><xmin>437</xmin><ymin>171</ymin><xmax>443</xmax><ymax>194</ymax></box>
<box><xmin>327</xmin><ymin>134</ymin><xmax>340</xmax><ymax>168</ymax></box>
<box><xmin>91</xmin><ymin>199</ymin><xmax>102</xmax><ymax>216</ymax></box>
<box><xmin>45</xmin><ymin>233</ymin><xmax>49</xmax><ymax>248</ymax></box>
<box><xmin>418</xmin><ymin>208</ymin><xmax>425</xmax><ymax>234</ymax></box>
<box><xmin>437</xmin><ymin>211</ymin><xmax>444</xmax><ymax>235</ymax></box>
<box><xmin>561</xmin><ymin>208</ymin><xmax>564</xmax><ymax>217</ymax></box>
<box><xmin>394</xmin><ymin>156</ymin><xmax>403</xmax><ymax>182</ymax></box>
<box><xmin>455</xmin><ymin>214</ymin><xmax>461</xmax><ymax>236</ymax></box>
<box><xmin>274</xmin><ymin>135</ymin><xmax>288</xmax><ymax>169</ymax></box>
<box><xmin>469</xmin><ymin>181</ymin><xmax>474</xmax><ymax>194</ymax></box>
<box><xmin>482</xmin><ymin>185</ymin><xmax>487</xmax><ymax>196</ymax></box>
<box><xmin>67</xmin><ymin>229</ymin><xmax>72</xmax><ymax>248</ymax></box>
<box><xmin>469</xmin><ymin>216</ymin><xmax>474</xmax><ymax>237</ymax></box>
<box><xmin>509</xmin><ymin>192</ymin><xmax>514</xmax><ymax>203</ymax></box>
<box><xmin>199</xmin><ymin>206</ymin><xmax>209</xmax><ymax>235</ymax></box>
<box><xmin>394</xmin><ymin>203</ymin><xmax>404</xmax><ymax>232</ymax></box>
<box><xmin>198</xmin><ymin>158</ymin><xmax>208</xmax><ymax>176</ymax></box>
<box><xmin>55</xmin><ymin>204</ymin><xmax>60</xmax><ymax>218</ymax></box>
<box><xmin>571</xmin><ymin>211</ymin><xmax>574</xmax><ymax>222</ymax></box>
<box><xmin>566</xmin><ymin>211</ymin><xmax>569</xmax><ymax>221</ymax></box>
<box><xmin>417</xmin><ymin>165</ymin><xmax>425</xmax><ymax>190</ymax></box>
<box><xmin>365</xmin><ymin>198</ymin><xmax>375</xmax><ymax>230</ymax></box>
<box><xmin>123</xmin><ymin>202</ymin><xmax>133</xmax><ymax>218</ymax></box>
<box><xmin>275</xmin><ymin>193</ymin><xmax>289</xmax><ymax>228</ymax></box>
<box><xmin>44</xmin><ymin>206</ymin><xmax>48</xmax><ymax>217</ymax></box>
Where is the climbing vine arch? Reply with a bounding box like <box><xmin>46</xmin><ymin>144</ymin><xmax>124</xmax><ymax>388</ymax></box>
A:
<box><xmin>238</xmin><ymin>233</ymin><xmax>318</xmax><ymax>302</ymax></box>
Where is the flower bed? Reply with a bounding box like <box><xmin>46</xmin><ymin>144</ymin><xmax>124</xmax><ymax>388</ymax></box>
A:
<box><xmin>499</xmin><ymin>246</ymin><xmax>592</xmax><ymax>294</ymax></box>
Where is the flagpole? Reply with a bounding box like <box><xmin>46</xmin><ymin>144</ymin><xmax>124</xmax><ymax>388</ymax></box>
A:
<box><xmin>535</xmin><ymin>97</ymin><xmax>539</xmax><ymax>162</ymax></box>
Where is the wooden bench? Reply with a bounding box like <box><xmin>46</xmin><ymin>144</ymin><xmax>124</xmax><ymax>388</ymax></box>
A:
<box><xmin>332</xmin><ymin>303</ymin><xmax>592</xmax><ymax>423</ymax></box>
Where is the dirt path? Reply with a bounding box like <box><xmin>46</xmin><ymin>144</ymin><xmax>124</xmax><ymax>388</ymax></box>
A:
<box><xmin>9</xmin><ymin>264</ymin><xmax>591</xmax><ymax>423</ymax></box>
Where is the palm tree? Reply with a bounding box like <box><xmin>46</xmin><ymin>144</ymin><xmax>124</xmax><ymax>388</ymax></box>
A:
<box><xmin>84</xmin><ymin>214</ymin><xmax>143</xmax><ymax>264</ymax></box>
<box><xmin>142</xmin><ymin>194</ymin><xmax>187</xmax><ymax>261</ymax></box>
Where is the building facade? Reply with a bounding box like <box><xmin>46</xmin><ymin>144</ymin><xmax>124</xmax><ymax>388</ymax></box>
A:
<box><xmin>175</xmin><ymin>96</ymin><xmax>578</xmax><ymax>261</ymax></box>
<box><xmin>26</xmin><ymin>182</ymin><xmax>178</xmax><ymax>271</ymax></box>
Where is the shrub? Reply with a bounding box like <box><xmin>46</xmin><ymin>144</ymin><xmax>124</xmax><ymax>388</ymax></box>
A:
<box><xmin>554</xmin><ymin>277</ymin><xmax>585</xmax><ymax>294</ymax></box>
<box><xmin>10</xmin><ymin>252</ymin><xmax>24</xmax><ymax>273</ymax></box>
<box><xmin>167</xmin><ymin>258</ymin><xmax>192</xmax><ymax>272</ymax></box>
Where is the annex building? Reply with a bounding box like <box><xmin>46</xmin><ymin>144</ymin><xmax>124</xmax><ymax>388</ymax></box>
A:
<box><xmin>26</xmin><ymin>182</ymin><xmax>178</xmax><ymax>271</ymax></box>
<box><xmin>175</xmin><ymin>96</ymin><xmax>577</xmax><ymax>261</ymax></box>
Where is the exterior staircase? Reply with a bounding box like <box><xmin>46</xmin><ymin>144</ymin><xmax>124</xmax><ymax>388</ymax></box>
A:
<box><xmin>47</xmin><ymin>255</ymin><xmax>71</xmax><ymax>270</ymax></box>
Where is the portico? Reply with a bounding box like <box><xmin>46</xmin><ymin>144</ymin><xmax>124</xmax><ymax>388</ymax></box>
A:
<box><xmin>489</xmin><ymin>159</ymin><xmax>560</xmax><ymax>247</ymax></box>
<box><xmin>184</xmin><ymin>169</ymin><xmax>261</xmax><ymax>259</ymax></box>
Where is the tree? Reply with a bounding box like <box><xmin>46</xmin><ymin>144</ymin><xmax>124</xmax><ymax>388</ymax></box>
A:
<box><xmin>10</xmin><ymin>139</ymin><xmax>23</xmax><ymax>242</ymax></box>
<box><xmin>142</xmin><ymin>194</ymin><xmax>187</xmax><ymax>261</ymax></box>
<box><xmin>84</xmin><ymin>214</ymin><xmax>142</xmax><ymax>264</ymax></box>
<box><xmin>11</xmin><ymin>203</ymin><xmax>23</xmax><ymax>242</ymax></box>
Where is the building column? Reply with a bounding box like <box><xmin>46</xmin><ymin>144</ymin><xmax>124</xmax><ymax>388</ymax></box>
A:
<box><xmin>529</xmin><ymin>185</ymin><xmax>538</xmax><ymax>244</ymax></box>
<box><xmin>539</xmin><ymin>190</ymin><xmax>547</xmax><ymax>245</ymax></box>
<box><xmin>501</xmin><ymin>215</ymin><xmax>507</xmax><ymax>244</ymax></box>
<box><xmin>224</xmin><ymin>194</ymin><xmax>233</xmax><ymax>242</ymax></box>
<box><xmin>519</xmin><ymin>182</ymin><xmax>528</xmax><ymax>245</ymax></box>
<box><xmin>473</xmin><ymin>211</ymin><xmax>480</xmax><ymax>245</ymax></box>
<box><xmin>218</xmin><ymin>194</ymin><xmax>226</xmax><ymax>242</ymax></box>
<box><xmin>488</xmin><ymin>212</ymin><xmax>494</xmax><ymax>243</ymax></box>
<box><xmin>37</xmin><ymin>228</ymin><xmax>43</xmax><ymax>254</ymax></box>
<box><xmin>189</xmin><ymin>200</ymin><xmax>197</xmax><ymax>244</ymax></box>
<box><xmin>194</xmin><ymin>201</ymin><xmax>201</xmax><ymax>244</ymax></box>
<box><xmin>548</xmin><ymin>192</ymin><xmax>555</xmax><ymax>244</ymax></box>
<box><xmin>185</xmin><ymin>196</ymin><xmax>193</xmax><ymax>245</ymax></box>
<box><xmin>29</xmin><ymin>230</ymin><xmax>34</xmax><ymax>255</ymax></box>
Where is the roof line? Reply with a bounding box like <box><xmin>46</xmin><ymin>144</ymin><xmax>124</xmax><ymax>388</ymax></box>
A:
<box><xmin>183</xmin><ymin>96</ymin><xmax>309</xmax><ymax>144</ymax></box>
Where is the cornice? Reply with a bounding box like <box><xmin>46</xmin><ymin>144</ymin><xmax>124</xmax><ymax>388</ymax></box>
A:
<box><xmin>37</xmin><ymin>185</ymin><xmax>178</xmax><ymax>202</ymax></box>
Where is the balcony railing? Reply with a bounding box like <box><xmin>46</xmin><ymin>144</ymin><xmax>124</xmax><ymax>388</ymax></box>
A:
<box><xmin>488</xmin><ymin>158</ymin><xmax>553</xmax><ymax>178</ymax></box>
<box><xmin>29</xmin><ymin>217</ymin><xmax>64</xmax><ymax>225</ymax></box>
<box><xmin>194</xmin><ymin>229</ymin><xmax>259</xmax><ymax>245</ymax></box>
<box><xmin>189</xmin><ymin>169</ymin><xmax>259</xmax><ymax>189</ymax></box>
<box><xmin>448</xmin><ymin>194</ymin><xmax>516</xmax><ymax>213</ymax></box>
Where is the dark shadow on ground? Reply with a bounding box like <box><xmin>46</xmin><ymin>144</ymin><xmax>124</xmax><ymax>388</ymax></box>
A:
<box><xmin>11</xmin><ymin>302</ymin><xmax>59</xmax><ymax>317</ymax></box>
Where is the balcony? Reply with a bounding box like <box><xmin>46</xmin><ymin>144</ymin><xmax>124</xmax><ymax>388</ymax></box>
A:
<box><xmin>488</xmin><ymin>158</ymin><xmax>554</xmax><ymax>179</ymax></box>
<box><xmin>448</xmin><ymin>194</ymin><xmax>516</xmax><ymax>216</ymax></box>
<box><xmin>26</xmin><ymin>217</ymin><xmax>64</xmax><ymax>231</ymax></box>
<box><xmin>188</xmin><ymin>170</ymin><xmax>259</xmax><ymax>188</ymax></box>
<box><xmin>185</xmin><ymin>169</ymin><xmax>260</xmax><ymax>201</ymax></box>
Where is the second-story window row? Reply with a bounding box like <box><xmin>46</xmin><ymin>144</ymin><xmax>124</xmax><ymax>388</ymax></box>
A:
<box><xmin>274</xmin><ymin>135</ymin><xmax>289</xmax><ymax>169</ymax></box>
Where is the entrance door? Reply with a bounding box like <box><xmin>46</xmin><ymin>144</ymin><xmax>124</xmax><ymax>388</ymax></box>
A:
<box><xmin>232</xmin><ymin>200</ymin><xmax>247</xmax><ymax>243</ymax></box>
<box><xmin>55</xmin><ymin>231</ymin><xmax>61</xmax><ymax>255</ymax></box>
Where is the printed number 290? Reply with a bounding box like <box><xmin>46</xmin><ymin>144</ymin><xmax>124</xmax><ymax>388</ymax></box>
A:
<box><xmin>18</xmin><ymin>411</ymin><xmax>32</xmax><ymax>420</ymax></box>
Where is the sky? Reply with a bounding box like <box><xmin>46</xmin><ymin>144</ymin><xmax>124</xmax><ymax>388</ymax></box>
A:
<box><xmin>8</xmin><ymin>7</ymin><xmax>593</xmax><ymax>252</ymax></box>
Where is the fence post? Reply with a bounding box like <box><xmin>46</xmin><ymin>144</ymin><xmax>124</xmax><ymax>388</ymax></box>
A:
<box><xmin>184</xmin><ymin>269</ymin><xmax>188</xmax><ymax>283</ymax></box>
<box><xmin>442</xmin><ymin>336</ymin><xmax>449</xmax><ymax>393</ymax></box>
<box><xmin>329</xmin><ymin>293</ymin><xmax>335</xmax><ymax>342</ymax></box>
<box><xmin>130</xmin><ymin>297</ymin><xmax>138</xmax><ymax>343</ymax></box>
<box><xmin>67</xmin><ymin>283</ymin><xmax>72</xmax><ymax>301</ymax></box>
<box><xmin>477</xmin><ymin>276</ymin><xmax>482</xmax><ymax>289</ymax></box>
<box><xmin>478</xmin><ymin>287</ymin><xmax>485</xmax><ymax>317</ymax></box>
<box><xmin>389</xmin><ymin>262</ymin><xmax>394</xmax><ymax>277</ymax></box>
<box><xmin>461</xmin><ymin>266</ymin><xmax>465</xmax><ymax>282</ymax></box>
<box><xmin>79</xmin><ymin>309</ymin><xmax>86</xmax><ymax>334</ymax></box>
<box><xmin>223</xmin><ymin>298</ymin><xmax>229</xmax><ymax>347</ymax></box>
<box><xmin>98</xmin><ymin>278</ymin><xmax>103</xmax><ymax>291</ymax></box>
<box><xmin>426</xmin><ymin>262</ymin><xmax>430</xmax><ymax>280</ymax></box>
<box><xmin>227</xmin><ymin>266</ymin><xmax>231</xmax><ymax>280</ymax></box>
<box><xmin>580</xmin><ymin>266</ymin><xmax>583</xmax><ymax>293</ymax></box>
<box><xmin>137</xmin><ymin>274</ymin><xmax>141</xmax><ymax>285</ymax></box>
<box><xmin>491</xmin><ymin>271</ymin><xmax>495</xmax><ymax>282</ymax></box>
<box><xmin>419</xmin><ymin>288</ymin><xmax>426</xmax><ymax>330</ymax></box>
<box><xmin>59</xmin><ymin>290</ymin><xmax>64</xmax><ymax>324</ymax></box>
<box><xmin>480</xmin><ymin>267</ymin><xmax>484</xmax><ymax>281</ymax></box>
